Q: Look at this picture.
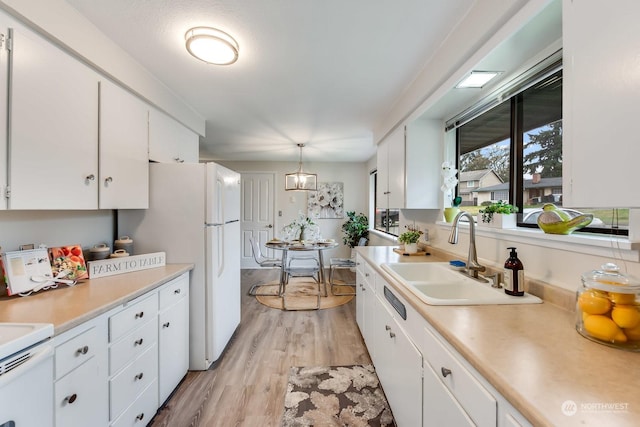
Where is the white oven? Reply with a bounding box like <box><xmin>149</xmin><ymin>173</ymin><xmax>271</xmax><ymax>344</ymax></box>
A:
<box><xmin>0</xmin><ymin>323</ymin><xmax>54</xmax><ymax>427</ymax></box>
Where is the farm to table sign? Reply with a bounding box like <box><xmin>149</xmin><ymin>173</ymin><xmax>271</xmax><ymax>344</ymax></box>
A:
<box><xmin>88</xmin><ymin>252</ymin><xmax>166</xmax><ymax>278</ymax></box>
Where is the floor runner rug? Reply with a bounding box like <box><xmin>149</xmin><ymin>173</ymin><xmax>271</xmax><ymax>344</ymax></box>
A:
<box><xmin>282</xmin><ymin>365</ymin><xmax>396</xmax><ymax>426</ymax></box>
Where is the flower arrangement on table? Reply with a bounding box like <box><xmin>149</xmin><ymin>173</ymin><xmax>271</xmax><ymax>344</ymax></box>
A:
<box><xmin>282</xmin><ymin>211</ymin><xmax>320</xmax><ymax>241</ymax></box>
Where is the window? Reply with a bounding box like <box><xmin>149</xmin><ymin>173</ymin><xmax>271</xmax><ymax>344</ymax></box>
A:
<box><xmin>372</xmin><ymin>170</ymin><xmax>400</xmax><ymax>236</ymax></box>
<box><xmin>447</xmin><ymin>54</ymin><xmax>628</xmax><ymax>234</ymax></box>
<box><xmin>466</xmin><ymin>180</ymin><xmax>476</xmax><ymax>187</ymax></box>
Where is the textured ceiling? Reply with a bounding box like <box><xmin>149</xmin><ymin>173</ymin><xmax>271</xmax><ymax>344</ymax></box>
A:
<box><xmin>65</xmin><ymin>0</ymin><xmax>474</xmax><ymax>162</ymax></box>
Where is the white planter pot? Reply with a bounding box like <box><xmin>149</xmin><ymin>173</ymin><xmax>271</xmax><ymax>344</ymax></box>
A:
<box><xmin>404</xmin><ymin>243</ymin><xmax>418</xmax><ymax>253</ymax></box>
<box><xmin>477</xmin><ymin>213</ymin><xmax>517</xmax><ymax>229</ymax></box>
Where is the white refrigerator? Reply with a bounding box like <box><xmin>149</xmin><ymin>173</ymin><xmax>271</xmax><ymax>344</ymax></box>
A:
<box><xmin>118</xmin><ymin>162</ymin><xmax>241</xmax><ymax>370</ymax></box>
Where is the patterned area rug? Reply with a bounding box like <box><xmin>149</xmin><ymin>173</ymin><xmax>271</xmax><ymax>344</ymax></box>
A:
<box><xmin>282</xmin><ymin>365</ymin><xmax>396</xmax><ymax>426</ymax></box>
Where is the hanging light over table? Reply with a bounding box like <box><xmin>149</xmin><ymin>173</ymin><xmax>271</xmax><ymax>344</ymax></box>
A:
<box><xmin>285</xmin><ymin>143</ymin><xmax>317</xmax><ymax>191</ymax></box>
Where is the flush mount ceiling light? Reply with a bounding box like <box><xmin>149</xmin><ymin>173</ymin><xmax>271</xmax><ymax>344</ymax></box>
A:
<box><xmin>455</xmin><ymin>71</ymin><xmax>502</xmax><ymax>88</ymax></box>
<box><xmin>185</xmin><ymin>26</ymin><xmax>239</xmax><ymax>65</ymax></box>
<box><xmin>285</xmin><ymin>144</ymin><xmax>317</xmax><ymax>191</ymax></box>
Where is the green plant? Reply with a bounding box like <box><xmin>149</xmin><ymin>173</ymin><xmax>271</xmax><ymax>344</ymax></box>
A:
<box><xmin>398</xmin><ymin>230</ymin><xmax>421</xmax><ymax>244</ymax></box>
<box><xmin>341</xmin><ymin>211</ymin><xmax>369</xmax><ymax>248</ymax></box>
<box><xmin>480</xmin><ymin>200</ymin><xmax>519</xmax><ymax>223</ymax></box>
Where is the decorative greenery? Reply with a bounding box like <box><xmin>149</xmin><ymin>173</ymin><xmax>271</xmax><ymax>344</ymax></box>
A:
<box><xmin>398</xmin><ymin>230</ymin><xmax>422</xmax><ymax>244</ymax></box>
<box><xmin>341</xmin><ymin>211</ymin><xmax>369</xmax><ymax>248</ymax></box>
<box><xmin>480</xmin><ymin>200</ymin><xmax>518</xmax><ymax>223</ymax></box>
<box><xmin>283</xmin><ymin>211</ymin><xmax>317</xmax><ymax>240</ymax></box>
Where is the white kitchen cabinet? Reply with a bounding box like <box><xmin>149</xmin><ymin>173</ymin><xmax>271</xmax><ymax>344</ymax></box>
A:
<box><xmin>423</xmin><ymin>357</ymin><xmax>475</xmax><ymax>427</ymax></box>
<box><xmin>376</xmin><ymin>126</ymin><xmax>405</xmax><ymax>209</ymax></box>
<box><xmin>562</xmin><ymin>0</ymin><xmax>640</xmax><ymax>208</ymax></box>
<box><xmin>54</xmin><ymin>316</ymin><xmax>109</xmax><ymax>427</ymax></box>
<box><xmin>355</xmin><ymin>256</ymin><xmax>378</xmax><ymax>364</ymax></box>
<box><xmin>149</xmin><ymin>108</ymin><xmax>199</xmax><ymax>163</ymax></box>
<box><xmin>0</xmin><ymin>22</ymin><xmax>9</xmax><ymax>210</ymax></box>
<box><xmin>158</xmin><ymin>273</ymin><xmax>190</xmax><ymax>404</ymax></box>
<box><xmin>355</xmin><ymin>255</ymin><xmax>366</xmax><ymax>332</ymax></box>
<box><xmin>373</xmin><ymin>286</ymin><xmax>423</xmax><ymax>427</ymax></box>
<box><xmin>8</xmin><ymin>24</ymin><xmax>99</xmax><ymax>210</ymax></box>
<box><xmin>99</xmin><ymin>79</ymin><xmax>149</xmax><ymax>209</ymax></box>
<box><xmin>405</xmin><ymin>118</ymin><xmax>441</xmax><ymax>209</ymax></box>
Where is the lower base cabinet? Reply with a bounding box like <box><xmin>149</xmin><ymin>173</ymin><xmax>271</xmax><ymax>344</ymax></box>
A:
<box><xmin>357</xmin><ymin>259</ymin><xmax>531</xmax><ymax>427</ymax></box>
<box><xmin>53</xmin><ymin>272</ymin><xmax>190</xmax><ymax>427</ymax></box>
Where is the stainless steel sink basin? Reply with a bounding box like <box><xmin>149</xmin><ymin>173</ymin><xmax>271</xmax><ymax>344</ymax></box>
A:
<box><xmin>381</xmin><ymin>262</ymin><xmax>542</xmax><ymax>306</ymax></box>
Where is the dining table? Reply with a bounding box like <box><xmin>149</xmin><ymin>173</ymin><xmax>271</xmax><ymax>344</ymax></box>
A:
<box><xmin>264</xmin><ymin>240</ymin><xmax>339</xmax><ymax>296</ymax></box>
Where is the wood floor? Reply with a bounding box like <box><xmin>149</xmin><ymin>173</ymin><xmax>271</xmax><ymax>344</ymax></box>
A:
<box><xmin>149</xmin><ymin>268</ymin><xmax>370</xmax><ymax>427</ymax></box>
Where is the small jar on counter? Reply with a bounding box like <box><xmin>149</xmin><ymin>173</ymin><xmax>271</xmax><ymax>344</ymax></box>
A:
<box><xmin>88</xmin><ymin>243</ymin><xmax>111</xmax><ymax>261</ymax></box>
<box><xmin>114</xmin><ymin>236</ymin><xmax>134</xmax><ymax>255</ymax></box>
<box><xmin>576</xmin><ymin>263</ymin><xmax>640</xmax><ymax>351</ymax></box>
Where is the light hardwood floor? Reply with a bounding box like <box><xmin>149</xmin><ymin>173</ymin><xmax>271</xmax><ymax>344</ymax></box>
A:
<box><xmin>149</xmin><ymin>268</ymin><xmax>370</xmax><ymax>427</ymax></box>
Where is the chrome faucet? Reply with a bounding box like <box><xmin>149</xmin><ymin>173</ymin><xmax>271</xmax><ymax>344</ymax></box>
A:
<box><xmin>448</xmin><ymin>211</ymin><xmax>488</xmax><ymax>282</ymax></box>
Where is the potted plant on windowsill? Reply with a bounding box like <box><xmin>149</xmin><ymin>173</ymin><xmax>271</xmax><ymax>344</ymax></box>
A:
<box><xmin>441</xmin><ymin>161</ymin><xmax>460</xmax><ymax>222</ymax></box>
<box><xmin>398</xmin><ymin>229</ymin><xmax>422</xmax><ymax>254</ymax></box>
<box><xmin>478</xmin><ymin>200</ymin><xmax>518</xmax><ymax>228</ymax></box>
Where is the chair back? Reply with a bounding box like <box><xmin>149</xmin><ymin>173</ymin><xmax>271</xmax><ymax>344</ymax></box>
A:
<box><xmin>249</xmin><ymin>235</ymin><xmax>264</xmax><ymax>263</ymax></box>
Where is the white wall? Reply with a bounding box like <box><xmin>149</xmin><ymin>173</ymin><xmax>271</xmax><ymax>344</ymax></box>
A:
<box><xmin>0</xmin><ymin>210</ymin><xmax>113</xmax><ymax>253</ymax></box>
<box><xmin>219</xmin><ymin>160</ymin><xmax>367</xmax><ymax>259</ymax></box>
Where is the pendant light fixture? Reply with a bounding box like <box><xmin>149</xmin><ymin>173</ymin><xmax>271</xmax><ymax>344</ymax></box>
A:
<box><xmin>185</xmin><ymin>26</ymin><xmax>239</xmax><ymax>65</ymax></box>
<box><xmin>285</xmin><ymin>144</ymin><xmax>317</xmax><ymax>191</ymax></box>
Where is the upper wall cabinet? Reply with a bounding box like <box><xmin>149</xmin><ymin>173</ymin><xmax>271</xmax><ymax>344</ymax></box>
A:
<box><xmin>376</xmin><ymin>119</ymin><xmax>441</xmax><ymax>210</ymax></box>
<box><xmin>8</xmin><ymin>25</ymin><xmax>99</xmax><ymax>209</ymax></box>
<box><xmin>0</xmin><ymin>21</ymin><xmax>9</xmax><ymax>210</ymax></box>
<box><xmin>149</xmin><ymin>109</ymin><xmax>199</xmax><ymax>163</ymax></box>
<box><xmin>563</xmin><ymin>0</ymin><xmax>640</xmax><ymax>208</ymax></box>
<box><xmin>99</xmin><ymin>80</ymin><xmax>149</xmax><ymax>209</ymax></box>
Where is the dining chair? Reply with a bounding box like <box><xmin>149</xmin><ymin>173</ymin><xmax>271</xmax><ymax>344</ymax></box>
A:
<box><xmin>248</xmin><ymin>235</ymin><xmax>283</xmax><ymax>296</ymax></box>
<box><xmin>328</xmin><ymin>237</ymin><xmax>368</xmax><ymax>295</ymax></box>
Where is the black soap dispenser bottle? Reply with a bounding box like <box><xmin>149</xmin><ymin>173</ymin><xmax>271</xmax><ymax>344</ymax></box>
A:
<box><xmin>504</xmin><ymin>247</ymin><xmax>524</xmax><ymax>296</ymax></box>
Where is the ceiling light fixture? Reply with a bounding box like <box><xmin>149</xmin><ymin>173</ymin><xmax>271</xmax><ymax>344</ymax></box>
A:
<box><xmin>285</xmin><ymin>144</ymin><xmax>317</xmax><ymax>191</ymax></box>
<box><xmin>185</xmin><ymin>26</ymin><xmax>239</xmax><ymax>65</ymax></box>
<box><xmin>455</xmin><ymin>71</ymin><xmax>501</xmax><ymax>88</ymax></box>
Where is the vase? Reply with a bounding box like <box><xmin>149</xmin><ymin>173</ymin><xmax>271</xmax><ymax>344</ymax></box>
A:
<box><xmin>443</xmin><ymin>207</ymin><xmax>460</xmax><ymax>223</ymax></box>
<box><xmin>404</xmin><ymin>243</ymin><xmax>418</xmax><ymax>254</ymax></box>
<box><xmin>477</xmin><ymin>213</ymin><xmax>517</xmax><ymax>229</ymax></box>
<box><xmin>299</xmin><ymin>227</ymin><xmax>308</xmax><ymax>241</ymax></box>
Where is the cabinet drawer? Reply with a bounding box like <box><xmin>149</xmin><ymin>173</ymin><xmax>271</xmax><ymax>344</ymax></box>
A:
<box><xmin>110</xmin><ymin>294</ymin><xmax>158</xmax><ymax>343</ymax></box>
<box><xmin>110</xmin><ymin>379</ymin><xmax>158</xmax><ymax>427</ymax></box>
<box><xmin>110</xmin><ymin>317</ymin><xmax>158</xmax><ymax>376</ymax></box>
<box><xmin>423</xmin><ymin>326</ymin><xmax>497</xmax><ymax>427</ymax></box>
<box><xmin>363</xmin><ymin>261</ymin><xmax>375</xmax><ymax>291</ymax></box>
<box><xmin>55</xmin><ymin>326</ymin><xmax>99</xmax><ymax>380</ymax></box>
<box><xmin>55</xmin><ymin>355</ymin><xmax>108</xmax><ymax>427</ymax></box>
<box><xmin>159</xmin><ymin>274</ymin><xmax>188</xmax><ymax>310</ymax></box>
<box><xmin>110</xmin><ymin>343</ymin><xmax>158</xmax><ymax>420</ymax></box>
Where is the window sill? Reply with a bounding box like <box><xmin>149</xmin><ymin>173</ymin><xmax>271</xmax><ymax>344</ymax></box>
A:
<box><xmin>436</xmin><ymin>221</ymin><xmax>640</xmax><ymax>262</ymax></box>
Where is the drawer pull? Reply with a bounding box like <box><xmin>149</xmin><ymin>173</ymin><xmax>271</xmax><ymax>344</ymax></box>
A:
<box><xmin>385</xmin><ymin>325</ymin><xmax>391</xmax><ymax>331</ymax></box>
<box><xmin>135</xmin><ymin>311</ymin><xmax>144</xmax><ymax>319</ymax></box>
<box><xmin>389</xmin><ymin>332</ymin><xmax>396</xmax><ymax>338</ymax></box>
<box><xmin>85</xmin><ymin>174</ymin><xmax>95</xmax><ymax>182</ymax></box>
<box><xmin>64</xmin><ymin>393</ymin><xmax>77</xmax><ymax>404</ymax></box>
<box><xmin>136</xmin><ymin>413</ymin><xmax>145</xmax><ymax>421</ymax></box>
<box><xmin>441</xmin><ymin>367</ymin><xmax>452</xmax><ymax>378</ymax></box>
<box><xmin>134</xmin><ymin>338</ymin><xmax>144</xmax><ymax>346</ymax></box>
<box><xmin>174</xmin><ymin>288</ymin><xmax>181</xmax><ymax>294</ymax></box>
<box><xmin>365</xmin><ymin>273</ymin><xmax>370</xmax><ymax>277</ymax></box>
<box><xmin>135</xmin><ymin>372</ymin><xmax>144</xmax><ymax>381</ymax></box>
<box><xmin>163</xmin><ymin>322</ymin><xmax>171</xmax><ymax>328</ymax></box>
<box><xmin>76</xmin><ymin>345</ymin><xmax>89</xmax><ymax>355</ymax></box>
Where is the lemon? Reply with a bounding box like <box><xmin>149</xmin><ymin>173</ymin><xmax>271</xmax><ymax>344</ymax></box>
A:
<box><xmin>583</xmin><ymin>315</ymin><xmax>627</xmax><ymax>342</ymax></box>
<box><xmin>578</xmin><ymin>290</ymin><xmax>611</xmax><ymax>315</ymax></box>
<box><xmin>624</xmin><ymin>323</ymin><xmax>640</xmax><ymax>341</ymax></box>
<box><xmin>610</xmin><ymin>292</ymin><xmax>636</xmax><ymax>305</ymax></box>
<box><xmin>611</xmin><ymin>305</ymin><xmax>640</xmax><ymax>329</ymax></box>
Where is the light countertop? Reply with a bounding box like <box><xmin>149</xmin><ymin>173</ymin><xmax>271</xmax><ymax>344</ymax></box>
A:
<box><xmin>0</xmin><ymin>264</ymin><xmax>193</xmax><ymax>335</ymax></box>
<box><xmin>357</xmin><ymin>246</ymin><xmax>639</xmax><ymax>427</ymax></box>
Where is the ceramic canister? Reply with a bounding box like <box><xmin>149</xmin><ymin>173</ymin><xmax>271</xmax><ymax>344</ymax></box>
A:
<box><xmin>114</xmin><ymin>236</ymin><xmax>134</xmax><ymax>255</ymax></box>
<box><xmin>89</xmin><ymin>243</ymin><xmax>111</xmax><ymax>261</ymax></box>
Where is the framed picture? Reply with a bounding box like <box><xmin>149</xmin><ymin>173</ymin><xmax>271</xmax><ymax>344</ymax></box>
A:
<box><xmin>2</xmin><ymin>248</ymin><xmax>53</xmax><ymax>295</ymax></box>
<box><xmin>308</xmin><ymin>182</ymin><xmax>344</xmax><ymax>219</ymax></box>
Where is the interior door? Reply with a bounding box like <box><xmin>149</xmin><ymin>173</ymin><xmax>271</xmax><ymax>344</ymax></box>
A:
<box><xmin>240</xmin><ymin>172</ymin><xmax>276</xmax><ymax>268</ymax></box>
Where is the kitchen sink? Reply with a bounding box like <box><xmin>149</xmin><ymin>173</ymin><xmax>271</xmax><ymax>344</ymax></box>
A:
<box><xmin>381</xmin><ymin>262</ymin><xmax>542</xmax><ymax>306</ymax></box>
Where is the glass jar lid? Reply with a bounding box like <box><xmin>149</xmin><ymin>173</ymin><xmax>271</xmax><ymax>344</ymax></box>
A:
<box><xmin>581</xmin><ymin>263</ymin><xmax>640</xmax><ymax>294</ymax></box>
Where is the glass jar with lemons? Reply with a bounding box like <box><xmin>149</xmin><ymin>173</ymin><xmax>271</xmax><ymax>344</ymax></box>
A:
<box><xmin>576</xmin><ymin>263</ymin><xmax>640</xmax><ymax>351</ymax></box>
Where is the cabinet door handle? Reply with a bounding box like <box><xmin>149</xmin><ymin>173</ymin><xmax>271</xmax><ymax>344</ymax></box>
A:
<box><xmin>135</xmin><ymin>311</ymin><xmax>144</xmax><ymax>319</ymax></box>
<box><xmin>441</xmin><ymin>367</ymin><xmax>452</xmax><ymax>378</ymax></box>
<box><xmin>85</xmin><ymin>174</ymin><xmax>95</xmax><ymax>182</ymax></box>
<box><xmin>163</xmin><ymin>322</ymin><xmax>171</xmax><ymax>328</ymax></box>
<box><xmin>135</xmin><ymin>372</ymin><xmax>144</xmax><ymax>381</ymax></box>
<box><xmin>136</xmin><ymin>413</ymin><xmax>145</xmax><ymax>421</ymax></box>
<box><xmin>389</xmin><ymin>332</ymin><xmax>396</xmax><ymax>338</ymax></box>
<box><xmin>76</xmin><ymin>345</ymin><xmax>89</xmax><ymax>355</ymax></box>
<box><xmin>385</xmin><ymin>325</ymin><xmax>391</xmax><ymax>331</ymax></box>
<box><xmin>64</xmin><ymin>393</ymin><xmax>77</xmax><ymax>404</ymax></box>
<box><xmin>104</xmin><ymin>176</ymin><xmax>113</xmax><ymax>184</ymax></box>
<box><xmin>134</xmin><ymin>338</ymin><xmax>144</xmax><ymax>346</ymax></box>
<box><xmin>174</xmin><ymin>288</ymin><xmax>181</xmax><ymax>294</ymax></box>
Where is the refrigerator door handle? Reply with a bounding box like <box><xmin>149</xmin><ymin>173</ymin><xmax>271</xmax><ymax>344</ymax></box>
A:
<box><xmin>217</xmin><ymin>226</ymin><xmax>225</xmax><ymax>278</ymax></box>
